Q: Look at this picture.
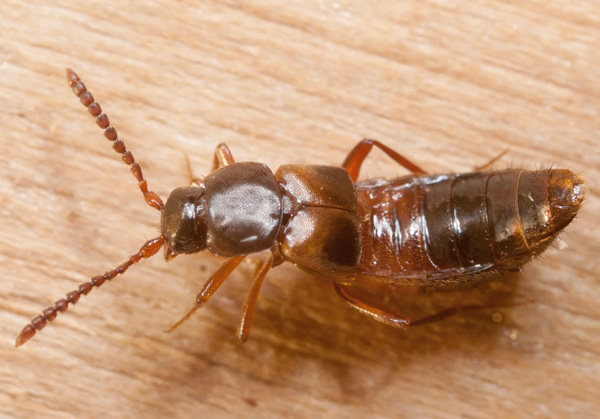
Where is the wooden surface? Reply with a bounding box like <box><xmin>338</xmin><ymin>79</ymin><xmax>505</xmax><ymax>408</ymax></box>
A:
<box><xmin>1</xmin><ymin>1</ymin><xmax>599</xmax><ymax>418</ymax></box>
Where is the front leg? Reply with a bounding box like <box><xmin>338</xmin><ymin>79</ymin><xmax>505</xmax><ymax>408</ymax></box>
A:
<box><xmin>237</xmin><ymin>253</ymin><xmax>274</xmax><ymax>342</ymax></box>
<box><xmin>187</xmin><ymin>143</ymin><xmax>235</xmax><ymax>186</ymax></box>
<box><xmin>213</xmin><ymin>143</ymin><xmax>235</xmax><ymax>170</ymax></box>
<box><xmin>165</xmin><ymin>255</ymin><xmax>246</xmax><ymax>333</ymax></box>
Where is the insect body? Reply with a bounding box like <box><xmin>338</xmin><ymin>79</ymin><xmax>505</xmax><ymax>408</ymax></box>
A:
<box><xmin>15</xmin><ymin>70</ymin><xmax>585</xmax><ymax>346</ymax></box>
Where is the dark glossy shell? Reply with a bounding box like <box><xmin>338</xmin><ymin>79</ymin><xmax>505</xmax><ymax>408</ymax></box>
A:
<box><xmin>204</xmin><ymin>162</ymin><xmax>283</xmax><ymax>257</ymax></box>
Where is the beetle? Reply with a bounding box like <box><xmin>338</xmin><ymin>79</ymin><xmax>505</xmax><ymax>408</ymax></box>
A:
<box><xmin>15</xmin><ymin>69</ymin><xmax>585</xmax><ymax>346</ymax></box>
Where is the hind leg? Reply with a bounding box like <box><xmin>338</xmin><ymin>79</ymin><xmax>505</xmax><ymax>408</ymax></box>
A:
<box><xmin>334</xmin><ymin>283</ymin><xmax>410</xmax><ymax>328</ymax></box>
<box><xmin>334</xmin><ymin>283</ymin><xmax>527</xmax><ymax>328</ymax></box>
<box><xmin>343</xmin><ymin>139</ymin><xmax>426</xmax><ymax>182</ymax></box>
<box><xmin>474</xmin><ymin>149</ymin><xmax>509</xmax><ymax>171</ymax></box>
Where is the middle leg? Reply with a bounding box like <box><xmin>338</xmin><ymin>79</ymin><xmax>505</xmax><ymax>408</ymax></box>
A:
<box><xmin>237</xmin><ymin>253</ymin><xmax>274</xmax><ymax>342</ymax></box>
<box><xmin>335</xmin><ymin>283</ymin><xmax>529</xmax><ymax>329</ymax></box>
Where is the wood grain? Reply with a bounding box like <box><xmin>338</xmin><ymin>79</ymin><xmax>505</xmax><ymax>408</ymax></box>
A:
<box><xmin>1</xmin><ymin>1</ymin><xmax>599</xmax><ymax>418</ymax></box>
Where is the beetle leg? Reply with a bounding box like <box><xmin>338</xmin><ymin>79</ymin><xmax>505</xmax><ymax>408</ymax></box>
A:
<box><xmin>213</xmin><ymin>143</ymin><xmax>236</xmax><ymax>170</ymax></box>
<box><xmin>333</xmin><ymin>283</ymin><xmax>410</xmax><ymax>329</ymax></box>
<box><xmin>184</xmin><ymin>153</ymin><xmax>204</xmax><ymax>187</ymax></box>
<box><xmin>343</xmin><ymin>139</ymin><xmax>427</xmax><ymax>182</ymax></box>
<box><xmin>165</xmin><ymin>255</ymin><xmax>246</xmax><ymax>333</ymax></box>
<box><xmin>335</xmin><ymin>283</ymin><xmax>530</xmax><ymax>329</ymax></box>
<box><xmin>474</xmin><ymin>149</ymin><xmax>509</xmax><ymax>172</ymax></box>
<box><xmin>184</xmin><ymin>142</ymin><xmax>234</xmax><ymax>185</ymax></box>
<box><xmin>237</xmin><ymin>253</ymin><xmax>274</xmax><ymax>342</ymax></box>
<box><xmin>410</xmin><ymin>300</ymin><xmax>532</xmax><ymax>326</ymax></box>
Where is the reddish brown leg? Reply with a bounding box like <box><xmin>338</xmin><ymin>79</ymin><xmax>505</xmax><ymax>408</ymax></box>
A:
<box><xmin>410</xmin><ymin>300</ymin><xmax>532</xmax><ymax>326</ymax></box>
<box><xmin>334</xmin><ymin>283</ymin><xmax>530</xmax><ymax>330</ymax></box>
<box><xmin>15</xmin><ymin>236</ymin><xmax>165</xmax><ymax>347</ymax></box>
<box><xmin>184</xmin><ymin>143</ymin><xmax>234</xmax><ymax>186</ymax></box>
<box><xmin>237</xmin><ymin>254</ymin><xmax>274</xmax><ymax>342</ymax></box>
<box><xmin>165</xmin><ymin>255</ymin><xmax>246</xmax><ymax>333</ymax></box>
<box><xmin>334</xmin><ymin>283</ymin><xmax>410</xmax><ymax>329</ymax></box>
<box><xmin>184</xmin><ymin>153</ymin><xmax>203</xmax><ymax>188</ymax></box>
<box><xmin>343</xmin><ymin>139</ymin><xmax>427</xmax><ymax>182</ymax></box>
<box><xmin>66</xmin><ymin>69</ymin><xmax>164</xmax><ymax>211</ymax></box>
<box><xmin>212</xmin><ymin>143</ymin><xmax>235</xmax><ymax>171</ymax></box>
<box><xmin>474</xmin><ymin>149</ymin><xmax>509</xmax><ymax>172</ymax></box>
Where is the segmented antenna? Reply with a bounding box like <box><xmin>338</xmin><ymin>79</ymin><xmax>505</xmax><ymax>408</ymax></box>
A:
<box><xmin>65</xmin><ymin>68</ymin><xmax>164</xmax><ymax>211</ymax></box>
<box><xmin>15</xmin><ymin>236</ymin><xmax>165</xmax><ymax>347</ymax></box>
<box><xmin>15</xmin><ymin>70</ymin><xmax>170</xmax><ymax>347</ymax></box>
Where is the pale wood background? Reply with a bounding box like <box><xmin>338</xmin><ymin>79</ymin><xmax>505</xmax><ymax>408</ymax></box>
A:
<box><xmin>1</xmin><ymin>1</ymin><xmax>599</xmax><ymax>418</ymax></box>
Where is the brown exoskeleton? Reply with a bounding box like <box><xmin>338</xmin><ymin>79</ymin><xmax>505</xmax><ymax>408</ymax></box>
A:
<box><xmin>15</xmin><ymin>70</ymin><xmax>585</xmax><ymax>347</ymax></box>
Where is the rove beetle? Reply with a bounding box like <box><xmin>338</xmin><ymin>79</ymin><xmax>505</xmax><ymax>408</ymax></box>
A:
<box><xmin>16</xmin><ymin>70</ymin><xmax>584</xmax><ymax>347</ymax></box>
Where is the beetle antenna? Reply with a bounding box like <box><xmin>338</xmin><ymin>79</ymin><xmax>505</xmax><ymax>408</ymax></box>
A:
<box><xmin>15</xmin><ymin>236</ymin><xmax>165</xmax><ymax>347</ymax></box>
<box><xmin>65</xmin><ymin>68</ymin><xmax>164</xmax><ymax>211</ymax></box>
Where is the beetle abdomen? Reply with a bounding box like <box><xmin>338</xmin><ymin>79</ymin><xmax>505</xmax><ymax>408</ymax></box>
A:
<box><xmin>355</xmin><ymin>169</ymin><xmax>584</xmax><ymax>286</ymax></box>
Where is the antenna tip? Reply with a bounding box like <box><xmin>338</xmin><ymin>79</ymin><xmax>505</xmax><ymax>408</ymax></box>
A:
<box><xmin>65</xmin><ymin>68</ymin><xmax>79</xmax><ymax>86</ymax></box>
<box><xmin>15</xmin><ymin>324</ymin><xmax>36</xmax><ymax>348</ymax></box>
